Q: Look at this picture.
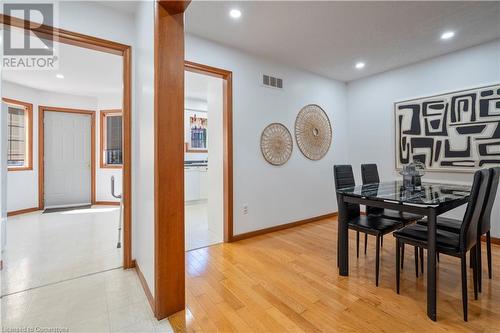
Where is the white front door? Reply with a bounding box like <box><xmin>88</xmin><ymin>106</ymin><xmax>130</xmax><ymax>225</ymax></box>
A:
<box><xmin>44</xmin><ymin>111</ymin><xmax>92</xmax><ymax>208</ymax></box>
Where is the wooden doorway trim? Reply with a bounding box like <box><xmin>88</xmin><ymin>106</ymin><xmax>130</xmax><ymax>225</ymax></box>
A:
<box><xmin>1</xmin><ymin>14</ymin><xmax>133</xmax><ymax>269</ymax></box>
<box><xmin>154</xmin><ymin>0</ymin><xmax>190</xmax><ymax>320</ymax></box>
<box><xmin>184</xmin><ymin>61</ymin><xmax>234</xmax><ymax>242</ymax></box>
<box><xmin>38</xmin><ymin>106</ymin><xmax>96</xmax><ymax>208</ymax></box>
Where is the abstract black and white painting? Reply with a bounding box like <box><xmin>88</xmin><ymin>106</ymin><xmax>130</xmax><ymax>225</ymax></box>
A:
<box><xmin>395</xmin><ymin>84</ymin><xmax>500</xmax><ymax>172</ymax></box>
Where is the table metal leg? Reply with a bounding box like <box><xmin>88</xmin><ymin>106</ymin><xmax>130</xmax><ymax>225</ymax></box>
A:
<box><xmin>427</xmin><ymin>207</ymin><xmax>437</xmax><ymax>321</ymax></box>
<box><xmin>337</xmin><ymin>194</ymin><xmax>349</xmax><ymax>276</ymax></box>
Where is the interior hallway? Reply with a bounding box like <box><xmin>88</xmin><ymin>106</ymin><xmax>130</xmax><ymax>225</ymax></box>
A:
<box><xmin>2</xmin><ymin>206</ymin><xmax>122</xmax><ymax>295</ymax></box>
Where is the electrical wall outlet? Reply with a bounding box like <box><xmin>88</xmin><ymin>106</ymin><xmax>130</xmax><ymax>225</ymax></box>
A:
<box><xmin>242</xmin><ymin>205</ymin><xmax>248</xmax><ymax>215</ymax></box>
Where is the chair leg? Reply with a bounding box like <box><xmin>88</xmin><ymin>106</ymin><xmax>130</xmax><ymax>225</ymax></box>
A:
<box><xmin>487</xmin><ymin>231</ymin><xmax>492</xmax><ymax>279</ymax></box>
<box><xmin>396</xmin><ymin>239</ymin><xmax>401</xmax><ymax>294</ymax></box>
<box><xmin>461</xmin><ymin>254</ymin><xmax>468</xmax><ymax>322</ymax></box>
<box><xmin>364</xmin><ymin>233</ymin><xmax>368</xmax><ymax>255</ymax></box>
<box><xmin>472</xmin><ymin>247</ymin><xmax>478</xmax><ymax>301</ymax></box>
<box><xmin>477</xmin><ymin>237</ymin><xmax>482</xmax><ymax>293</ymax></box>
<box><xmin>420</xmin><ymin>247</ymin><xmax>424</xmax><ymax>274</ymax></box>
<box><xmin>337</xmin><ymin>232</ymin><xmax>340</xmax><ymax>267</ymax></box>
<box><xmin>414</xmin><ymin>246</ymin><xmax>419</xmax><ymax>278</ymax></box>
<box><xmin>401</xmin><ymin>244</ymin><xmax>405</xmax><ymax>269</ymax></box>
<box><xmin>356</xmin><ymin>231</ymin><xmax>360</xmax><ymax>258</ymax></box>
<box><xmin>376</xmin><ymin>235</ymin><xmax>380</xmax><ymax>287</ymax></box>
<box><xmin>381</xmin><ymin>235</ymin><xmax>384</xmax><ymax>248</ymax></box>
<box><xmin>437</xmin><ymin>252</ymin><xmax>440</xmax><ymax>263</ymax></box>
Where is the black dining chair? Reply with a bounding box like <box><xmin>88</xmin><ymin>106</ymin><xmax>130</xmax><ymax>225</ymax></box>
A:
<box><xmin>417</xmin><ymin>167</ymin><xmax>499</xmax><ymax>291</ymax></box>
<box><xmin>334</xmin><ymin>165</ymin><xmax>404</xmax><ymax>286</ymax></box>
<box><xmin>361</xmin><ymin>164</ymin><xmax>424</xmax><ymax>270</ymax></box>
<box><xmin>393</xmin><ymin>169</ymin><xmax>491</xmax><ymax>321</ymax></box>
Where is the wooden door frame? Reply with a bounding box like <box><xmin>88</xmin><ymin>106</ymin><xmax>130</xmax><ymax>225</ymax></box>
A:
<box><xmin>38</xmin><ymin>106</ymin><xmax>96</xmax><ymax>208</ymax></box>
<box><xmin>154</xmin><ymin>0</ymin><xmax>191</xmax><ymax>320</ymax></box>
<box><xmin>184</xmin><ymin>61</ymin><xmax>234</xmax><ymax>242</ymax></box>
<box><xmin>1</xmin><ymin>14</ymin><xmax>133</xmax><ymax>269</ymax></box>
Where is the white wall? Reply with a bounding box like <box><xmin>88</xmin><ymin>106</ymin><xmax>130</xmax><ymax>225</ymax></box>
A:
<box><xmin>2</xmin><ymin>81</ymin><xmax>100</xmax><ymax>211</ymax></box>
<box><xmin>1</xmin><ymin>80</ymin><xmax>8</xmax><ymax>252</ymax></box>
<box><xmin>133</xmin><ymin>0</ymin><xmax>155</xmax><ymax>296</ymax></box>
<box><xmin>58</xmin><ymin>1</ymin><xmax>135</xmax><ymax>47</ymax></box>
<box><xmin>186</xmin><ymin>34</ymin><xmax>349</xmax><ymax>235</ymax></box>
<box><xmin>206</xmin><ymin>77</ymin><xmax>224</xmax><ymax>237</ymax></box>
<box><xmin>346</xmin><ymin>39</ymin><xmax>500</xmax><ymax>235</ymax></box>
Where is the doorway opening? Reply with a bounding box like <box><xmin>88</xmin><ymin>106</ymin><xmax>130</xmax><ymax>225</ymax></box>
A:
<box><xmin>184</xmin><ymin>69</ymin><xmax>225</xmax><ymax>250</ymax></box>
<box><xmin>184</xmin><ymin>61</ymin><xmax>233</xmax><ymax>248</ymax></box>
<box><xmin>1</xmin><ymin>16</ymin><xmax>132</xmax><ymax>296</ymax></box>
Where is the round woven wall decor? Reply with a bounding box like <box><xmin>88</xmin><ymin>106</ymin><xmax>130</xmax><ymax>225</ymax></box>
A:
<box><xmin>295</xmin><ymin>104</ymin><xmax>332</xmax><ymax>160</ymax></box>
<box><xmin>260</xmin><ymin>123</ymin><xmax>293</xmax><ymax>166</ymax></box>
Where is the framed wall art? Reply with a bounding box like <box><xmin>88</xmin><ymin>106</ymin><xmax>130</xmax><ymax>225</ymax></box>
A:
<box><xmin>395</xmin><ymin>84</ymin><xmax>500</xmax><ymax>172</ymax></box>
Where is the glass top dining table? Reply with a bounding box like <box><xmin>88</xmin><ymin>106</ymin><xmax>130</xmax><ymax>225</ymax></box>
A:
<box><xmin>336</xmin><ymin>181</ymin><xmax>471</xmax><ymax>206</ymax></box>
<box><xmin>335</xmin><ymin>181</ymin><xmax>471</xmax><ymax>321</ymax></box>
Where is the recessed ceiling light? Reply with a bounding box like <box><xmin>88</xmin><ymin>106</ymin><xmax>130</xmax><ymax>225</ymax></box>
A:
<box><xmin>56</xmin><ymin>74</ymin><xmax>64</xmax><ymax>79</ymax></box>
<box><xmin>441</xmin><ymin>31</ymin><xmax>455</xmax><ymax>40</ymax></box>
<box><xmin>229</xmin><ymin>9</ymin><xmax>242</xmax><ymax>19</ymax></box>
<box><xmin>355</xmin><ymin>62</ymin><xmax>365</xmax><ymax>69</ymax></box>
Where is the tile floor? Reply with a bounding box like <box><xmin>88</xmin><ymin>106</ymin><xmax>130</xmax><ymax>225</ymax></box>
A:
<box><xmin>1</xmin><ymin>267</ymin><xmax>173</xmax><ymax>332</ymax></box>
<box><xmin>185</xmin><ymin>201</ymin><xmax>222</xmax><ymax>251</ymax></box>
<box><xmin>2</xmin><ymin>206</ymin><xmax>123</xmax><ymax>295</ymax></box>
<box><xmin>1</xmin><ymin>205</ymin><xmax>173</xmax><ymax>332</ymax></box>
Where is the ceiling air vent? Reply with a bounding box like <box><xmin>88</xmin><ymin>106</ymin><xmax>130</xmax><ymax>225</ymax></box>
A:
<box><xmin>262</xmin><ymin>74</ymin><xmax>283</xmax><ymax>89</ymax></box>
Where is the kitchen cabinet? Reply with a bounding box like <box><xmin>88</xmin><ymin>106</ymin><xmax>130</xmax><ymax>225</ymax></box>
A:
<box><xmin>185</xmin><ymin>166</ymin><xmax>208</xmax><ymax>202</ymax></box>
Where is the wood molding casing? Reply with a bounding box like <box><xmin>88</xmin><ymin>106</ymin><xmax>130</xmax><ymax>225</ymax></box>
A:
<box><xmin>2</xmin><ymin>14</ymin><xmax>133</xmax><ymax>270</ymax></box>
<box><xmin>154</xmin><ymin>0</ymin><xmax>189</xmax><ymax>319</ymax></box>
<box><xmin>184</xmin><ymin>142</ymin><xmax>208</xmax><ymax>154</ymax></box>
<box><xmin>0</xmin><ymin>15</ymin><xmax>128</xmax><ymax>56</ymax></box>
<box><xmin>135</xmin><ymin>261</ymin><xmax>155</xmax><ymax>313</ymax></box>
<box><xmin>38</xmin><ymin>106</ymin><xmax>96</xmax><ymax>208</ymax></box>
<box><xmin>94</xmin><ymin>201</ymin><xmax>120</xmax><ymax>206</ymax></box>
<box><xmin>2</xmin><ymin>98</ymin><xmax>34</xmax><ymax>171</ymax></box>
<box><xmin>231</xmin><ymin>212</ymin><xmax>338</xmax><ymax>242</ymax></box>
<box><xmin>184</xmin><ymin>61</ymin><xmax>233</xmax><ymax>242</ymax></box>
<box><xmin>158</xmin><ymin>0</ymin><xmax>191</xmax><ymax>14</ymax></box>
<box><xmin>121</xmin><ymin>46</ymin><xmax>133</xmax><ymax>269</ymax></box>
<box><xmin>7</xmin><ymin>207</ymin><xmax>39</xmax><ymax>217</ymax></box>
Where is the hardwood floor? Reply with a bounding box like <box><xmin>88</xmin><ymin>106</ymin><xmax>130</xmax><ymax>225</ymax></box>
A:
<box><xmin>169</xmin><ymin>216</ymin><xmax>500</xmax><ymax>332</ymax></box>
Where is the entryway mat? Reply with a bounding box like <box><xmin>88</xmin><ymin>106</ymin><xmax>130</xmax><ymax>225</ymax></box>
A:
<box><xmin>43</xmin><ymin>204</ymin><xmax>92</xmax><ymax>214</ymax></box>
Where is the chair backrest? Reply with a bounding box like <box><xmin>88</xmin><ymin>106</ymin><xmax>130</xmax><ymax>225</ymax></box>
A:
<box><xmin>479</xmin><ymin>167</ymin><xmax>500</xmax><ymax>235</ymax></box>
<box><xmin>460</xmin><ymin>169</ymin><xmax>491</xmax><ymax>252</ymax></box>
<box><xmin>361</xmin><ymin>164</ymin><xmax>380</xmax><ymax>184</ymax></box>
<box><xmin>333</xmin><ymin>165</ymin><xmax>360</xmax><ymax>217</ymax></box>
